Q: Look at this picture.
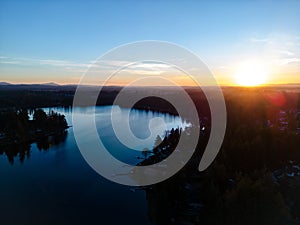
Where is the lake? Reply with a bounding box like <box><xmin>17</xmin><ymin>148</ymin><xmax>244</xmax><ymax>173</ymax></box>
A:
<box><xmin>0</xmin><ymin>106</ymin><xmax>189</xmax><ymax>225</ymax></box>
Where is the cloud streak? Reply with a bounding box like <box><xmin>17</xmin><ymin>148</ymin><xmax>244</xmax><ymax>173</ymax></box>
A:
<box><xmin>0</xmin><ymin>56</ymin><xmax>182</xmax><ymax>78</ymax></box>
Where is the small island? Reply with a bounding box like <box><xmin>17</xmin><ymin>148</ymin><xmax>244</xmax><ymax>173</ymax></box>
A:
<box><xmin>0</xmin><ymin>108</ymin><xmax>68</xmax><ymax>144</ymax></box>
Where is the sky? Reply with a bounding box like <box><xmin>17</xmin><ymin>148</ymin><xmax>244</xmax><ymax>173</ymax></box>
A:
<box><xmin>0</xmin><ymin>0</ymin><xmax>299</xmax><ymax>86</ymax></box>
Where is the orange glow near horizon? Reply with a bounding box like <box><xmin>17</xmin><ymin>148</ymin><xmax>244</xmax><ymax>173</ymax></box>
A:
<box><xmin>1</xmin><ymin>69</ymin><xmax>298</xmax><ymax>87</ymax></box>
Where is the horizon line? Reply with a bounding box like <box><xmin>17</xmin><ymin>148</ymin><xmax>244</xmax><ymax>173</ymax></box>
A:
<box><xmin>1</xmin><ymin>81</ymin><xmax>300</xmax><ymax>88</ymax></box>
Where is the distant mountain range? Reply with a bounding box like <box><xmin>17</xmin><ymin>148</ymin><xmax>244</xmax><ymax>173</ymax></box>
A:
<box><xmin>0</xmin><ymin>82</ymin><xmax>77</xmax><ymax>91</ymax></box>
<box><xmin>0</xmin><ymin>82</ymin><xmax>60</xmax><ymax>86</ymax></box>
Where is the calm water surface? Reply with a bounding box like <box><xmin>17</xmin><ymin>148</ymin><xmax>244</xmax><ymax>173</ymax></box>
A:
<box><xmin>0</xmin><ymin>106</ymin><xmax>188</xmax><ymax>225</ymax></box>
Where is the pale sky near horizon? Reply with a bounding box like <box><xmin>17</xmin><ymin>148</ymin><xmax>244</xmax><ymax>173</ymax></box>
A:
<box><xmin>0</xmin><ymin>0</ymin><xmax>299</xmax><ymax>86</ymax></box>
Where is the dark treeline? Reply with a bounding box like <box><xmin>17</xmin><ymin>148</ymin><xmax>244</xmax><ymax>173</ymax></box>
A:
<box><xmin>0</xmin><ymin>90</ymin><xmax>75</xmax><ymax>108</ymax></box>
<box><xmin>0</xmin><ymin>86</ymin><xmax>121</xmax><ymax>109</ymax></box>
<box><xmin>0</xmin><ymin>86</ymin><xmax>212</xmax><ymax>120</ymax></box>
<box><xmin>137</xmin><ymin>128</ymin><xmax>181</xmax><ymax>166</ymax></box>
<box><xmin>0</xmin><ymin>109</ymin><xmax>68</xmax><ymax>164</ymax></box>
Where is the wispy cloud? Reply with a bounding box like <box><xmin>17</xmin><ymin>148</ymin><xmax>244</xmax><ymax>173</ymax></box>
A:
<box><xmin>0</xmin><ymin>56</ymin><xmax>89</xmax><ymax>68</ymax></box>
<box><xmin>244</xmin><ymin>34</ymin><xmax>300</xmax><ymax>68</ymax></box>
<box><xmin>278</xmin><ymin>57</ymin><xmax>300</xmax><ymax>66</ymax></box>
<box><xmin>0</xmin><ymin>56</ymin><xmax>115</xmax><ymax>72</ymax></box>
<box><xmin>276</xmin><ymin>50</ymin><xmax>295</xmax><ymax>56</ymax></box>
<box><xmin>249</xmin><ymin>38</ymin><xmax>271</xmax><ymax>43</ymax></box>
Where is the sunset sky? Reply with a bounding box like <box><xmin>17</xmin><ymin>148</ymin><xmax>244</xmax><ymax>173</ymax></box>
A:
<box><xmin>0</xmin><ymin>0</ymin><xmax>299</xmax><ymax>86</ymax></box>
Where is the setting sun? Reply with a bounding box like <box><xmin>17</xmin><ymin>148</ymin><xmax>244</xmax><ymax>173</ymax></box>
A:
<box><xmin>234</xmin><ymin>60</ymin><xmax>269</xmax><ymax>86</ymax></box>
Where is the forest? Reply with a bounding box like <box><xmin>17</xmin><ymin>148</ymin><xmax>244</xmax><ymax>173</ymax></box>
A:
<box><xmin>0</xmin><ymin>84</ymin><xmax>299</xmax><ymax>224</ymax></box>
<box><xmin>139</xmin><ymin>87</ymin><xmax>300</xmax><ymax>225</ymax></box>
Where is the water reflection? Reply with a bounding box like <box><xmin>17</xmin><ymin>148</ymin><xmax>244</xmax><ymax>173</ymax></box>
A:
<box><xmin>0</xmin><ymin>131</ymin><xmax>68</xmax><ymax>164</ymax></box>
<box><xmin>0</xmin><ymin>143</ymin><xmax>31</xmax><ymax>165</ymax></box>
<box><xmin>0</xmin><ymin>106</ymin><xmax>154</xmax><ymax>225</ymax></box>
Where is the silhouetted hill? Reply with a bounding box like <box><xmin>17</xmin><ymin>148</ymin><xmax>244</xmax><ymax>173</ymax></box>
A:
<box><xmin>42</xmin><ymin>82</ymin><xmax>60</xmax><ymax>86</ymax></box>
<box><xmin>0</xmin><ymin>82</ymin><xmax>12</xmax><ymax>85</ymax></box>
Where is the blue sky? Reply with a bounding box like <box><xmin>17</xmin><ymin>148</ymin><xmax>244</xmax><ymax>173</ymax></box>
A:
<box><xmin>0</xmin><ymin>0</ymin><xmax>299</xmax><ymax>85</ymax></box>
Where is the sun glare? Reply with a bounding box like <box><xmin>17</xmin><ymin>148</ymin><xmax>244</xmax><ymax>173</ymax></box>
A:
<box><xmin>234</xmin><ymin>60</ymin><xmax>269</xmax><ymax>86</ymax></box>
